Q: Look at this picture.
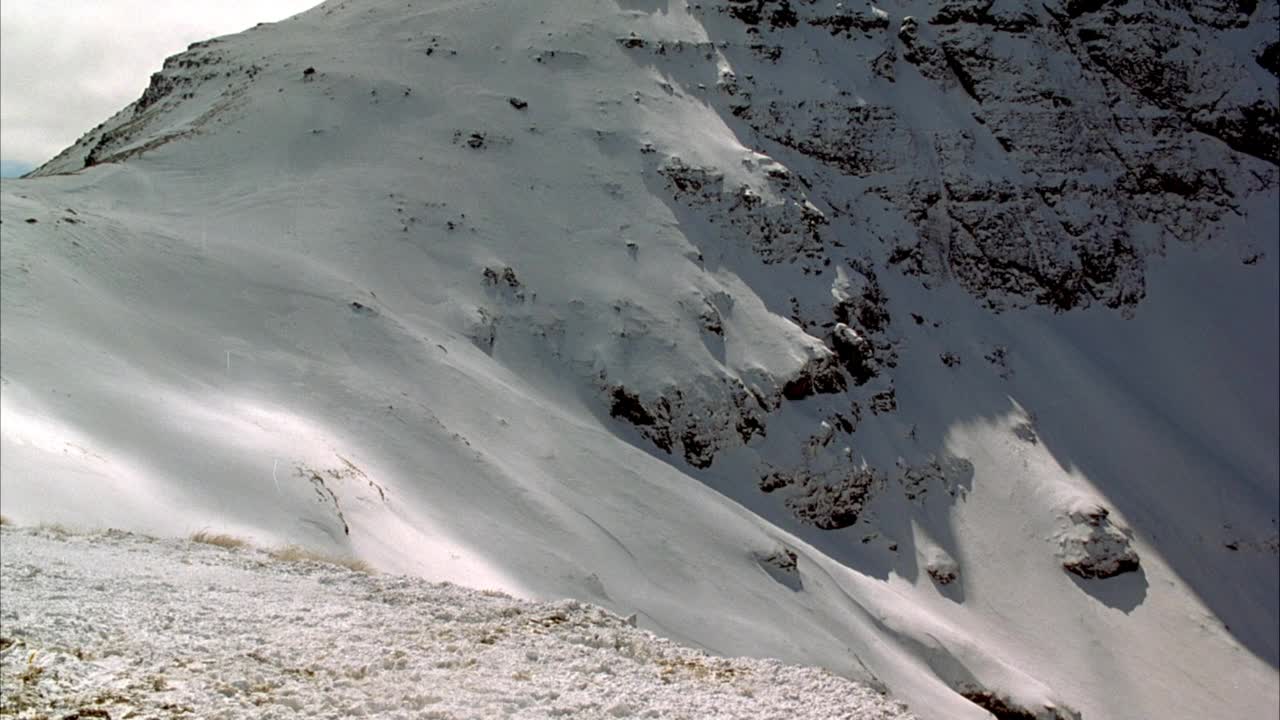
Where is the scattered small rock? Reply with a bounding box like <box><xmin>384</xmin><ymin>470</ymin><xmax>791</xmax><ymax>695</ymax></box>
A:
<box><xmin>755</xmin><ymin>546</ymin><xmax>802</xmax><ymax>590</ymax></box>
<box><xmin>923</xmin><ymin>546</ymin><xmax>960</xmax><ymax>586</ymax></box>
<box><xmin>1011</xmin><ymin>421</ymin><xmax>1038</xmax><ymax>444</ymax></box>
<box><xmin>61</xmin><ymin>710</ymin><xmax>112</xmax><ymax>720</ymax></box>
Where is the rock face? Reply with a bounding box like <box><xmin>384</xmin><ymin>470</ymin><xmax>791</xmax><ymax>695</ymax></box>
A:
<box><xmin>712</xmin><ymin>0</ymin><xmax>1276</xmax><ymax>314</ymax></box>
<box><xmin>1055</xmin><ymin>503</ymin><xmax>1141</xmax><ymax>579</ymax></box>
<box><xmin>592</xmin><ymin>0</ymin><xmax>1278</xmax><ymax>532</ymax></box>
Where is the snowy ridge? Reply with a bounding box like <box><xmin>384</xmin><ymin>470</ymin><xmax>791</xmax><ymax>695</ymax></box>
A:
<box><xmin>1</xmin><ymin>1</ymin><xmax>1277</xmax><ymax>719</ymax></box>
<box><xmin>0</xmin><ymin>526</ymin><xmax>914</xmax><ymax>719</ymax></box>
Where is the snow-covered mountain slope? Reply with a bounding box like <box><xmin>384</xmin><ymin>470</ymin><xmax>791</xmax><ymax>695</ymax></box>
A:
<box><xmin>1</xmin><ymin>1</ymin><xmax>1277</xmax><ymax>718</ymax></box>
<box><xmin>0</xmin><ymin>525</ymin><xmax>915</xmax><ymax>719</ymax></box>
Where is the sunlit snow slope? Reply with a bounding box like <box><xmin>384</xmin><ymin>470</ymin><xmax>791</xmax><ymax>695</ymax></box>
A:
<box><xmin>2</xmin><ymin>1</ymin><xmax>1277</xmax><ymax>719</ymax></box>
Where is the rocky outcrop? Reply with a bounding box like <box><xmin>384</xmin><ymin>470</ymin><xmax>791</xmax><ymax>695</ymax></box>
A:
<box><xmin>1054</xmin><ymin>503</ymin><xmax>1141</xmax><ymax>579</ymax></box>
<box><xmin>924</xmin><ymin>545</ymin><xmax>961</xmax><ymax>586</ymax></box>
<box><xmin>1056</xmin><ymin>0</ymin><xmax>1278</xmax><ymax>164</ymax></box>
<box><xmin>35</xmin><ymin>40</ymin><xmax>264</xmax><ymax>173</ymax></box>
<box><xmin>899</xmin><ymin>455</ymin><xmax>975</xmax><ymax>502</ymax></box>
<box><xmin>755</xmin><ymin>545</ymin><xmax>803</xmax><ymax>590</ymax></box>
<box><xmin>732</xmin><ymin>99</ymin><xmax>908</xmax><ymax>178</ymax></box>
<box><xmin>757</xmin><ymin>458</ymin><xmax>886</xmax><ymax>530</ymax></box>
<box><xmin>606</xmin><ymin>380</ymin><xmax>769</xmax><ymax>469</ymax></box>
<box><xmin>605</xmin><ymin>344</ymin><xmax>844</xmax><ymax>469</ymax></box>
<box><xmin>657</xmin><ymin>156</ymin><xmax>829</xmax><ymax>271</ymax></box>
<box><xmin>620</xmin><ymin>0</ymin><xmax>1275</xmax><ymax>523</ymax></box>
<box><xmin>785</xmin><ymin>464</ymin><xmax>885</xmax><ymax>530</ymax></box>
<box><xmin>959</xmin><ymin>686</ymin><xmax>1081</xmax><ymax>720</ymax></box>
<box><xmin>692</xmin><ymin>0</ymin><xmax>1277</xmax><ymax>314</ymax></box>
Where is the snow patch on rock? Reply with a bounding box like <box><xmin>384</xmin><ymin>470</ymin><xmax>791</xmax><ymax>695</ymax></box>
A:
<box><xmin>1053</xmin><ymin>499</ymin><xmax>1140</xmax><ymax>579</ymax></box>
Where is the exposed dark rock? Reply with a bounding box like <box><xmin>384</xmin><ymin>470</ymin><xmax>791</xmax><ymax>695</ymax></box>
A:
<box><xmin>758</xmin><ymin>470</ymin><xmax>792</xmax><ymax>493</ymax></box>
<box><xmin>898</xmin><ymin>455</ymin><xmax>974</xmax><ymax>501</ymax></box>
<box><xmin>137</xmin><ymin>72</ymin><xmax>178</xmax><ymax>113</ymax></box>
<box><xmin>808</xmin><ymin>9</ymin><xmax>890</xmax><ymax>37</ymax></box>
<box><xmin>959</xmin><ymin>690</ymin><xmax>1039</xmax><ymax>720</ymax></box>
<box><xmin>483</xmin><ymin>266</ymin><xmax>526</xmax><ymax>302</ymax></box>
<box><xmin>931</xmin><ymin>1</ymin><xmax>1040</xmax><ymax>32</ymax></box>
<box><xmin>781</xmin><ymin>354</ymin><xmax>847</xmax><ymax>401</ymax></box>
<box><xmin>658</xmin><ymin>156</ymin><xmax>828</xmax><ymax>269</ymax></box>
<box><xmin>725</xmin><ymin>0</ymin><xmax>798</xmax><ymax>29</ymax></box>
<box><xmin>604</xmin><ymin>378</ymin><xmax>771</xmax><ymax>467</ymax></box>
<box><xmin>610</xmin><ymin>386</ymin><xmax>657</xmax><ymax>427</ymax></box>
<box><xmin>61</xmin><ymin>710</ymin><xmax>113</xmax><ymax>720</ymax></box>
<box><xmin>1260</xmin><ymin>41</ymin><xmax>1280</xmax><ymax>77</ymax></box>
<box><xmin>828</xmin><ymin>324</ymin><xmax>878</xmax><ymax>386</ymax></box>
<box><xmin>785</xmin><ymin>465</ymin><xmax>882</xmax><ymax>529</ymax></box>
<box><xmin>1056</xmin><ymin>504</ymin><xmax>1140</xmax><ymax>578</ymax></box>
<box><xmin>755</xmin><ymin>546</ymin><xmax>802</xmax><ymax>590</ymax></box>
<box><xmin>869</xmin><ymin>389</ymin><xmax>897</xmax><ymax>415</ymax></box>
<box><xmin>927</xmin><ymin>561</ymin><xmax>959</xmax><ymax>586</ymax></box>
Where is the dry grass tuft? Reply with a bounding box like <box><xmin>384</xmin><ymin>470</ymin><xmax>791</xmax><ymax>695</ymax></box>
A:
<box><xmin>35</xmin><ymin>522</ymin><xmax>75</xmax><ymax>537</ymax></box>
<box><xmin>269</xmin><ymin>544</ymin><xmax>373</xmax><ymax>574</ymax></box>
<box><xmin>190</xmin><ymin>530</ymin><xmax>249</xmax><ymax>550</ymax></box>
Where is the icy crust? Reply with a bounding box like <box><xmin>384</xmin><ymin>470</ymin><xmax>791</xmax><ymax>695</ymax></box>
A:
<box><xmin>0</xmin><ymin>527</ymin><xmax>915</xmax><ymax>720</ymax></box>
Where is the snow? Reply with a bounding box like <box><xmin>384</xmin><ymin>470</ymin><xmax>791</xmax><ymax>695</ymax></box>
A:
<box><xmin>0</xmin><ymin>525</ymin><xmax>914</xmax><ymax>719</ymax></box>
<box><xmin>0</xmin><ymin>1</ymin><xmax>1277</xmax><ymax>719</ymax></box>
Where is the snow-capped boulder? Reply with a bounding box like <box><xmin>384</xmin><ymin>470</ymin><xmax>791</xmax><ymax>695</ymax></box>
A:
<box><xmin>924</xmin><ymin>546</ymin><xmax>961</xmax><ymax>586</ymax></box>
<box><xmin>1054</xmin><ymin>501</ymin><xmax>1140</xmax><ymax>579</ymax></box>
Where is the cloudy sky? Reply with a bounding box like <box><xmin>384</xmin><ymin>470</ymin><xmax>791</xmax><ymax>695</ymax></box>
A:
<box><xmin>0</xmin><ymin>1</ymin><xmax>318</xmax><ymax>177</ymax></box>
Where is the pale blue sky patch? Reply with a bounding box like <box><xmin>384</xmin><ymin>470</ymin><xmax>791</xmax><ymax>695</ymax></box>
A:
<box><xmin>0</xmin><ymin>161</ymin><xmax>33</xmax><ymax>179</ymax></box>
<box><xmin>0</xmin><ymin>1</ymin><xmax>317</xmax><ymax>173</ymax></box>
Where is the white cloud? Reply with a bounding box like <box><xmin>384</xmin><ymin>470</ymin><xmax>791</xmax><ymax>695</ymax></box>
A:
<box><xmin>0</xmin><ymin>1</ymin><xmax>318</xmax><ymax>168</ymax></box>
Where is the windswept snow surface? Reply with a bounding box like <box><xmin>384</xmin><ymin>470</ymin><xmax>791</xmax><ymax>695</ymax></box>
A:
<box><xmin>0</xmin><ymin>526</ymin><xmax>914</xmax><ymax>719</ymax></box>
<box><xmin>1</xmin><ymin>1</ymin><xmax>1278</xmax><ymax>719</ymax></box>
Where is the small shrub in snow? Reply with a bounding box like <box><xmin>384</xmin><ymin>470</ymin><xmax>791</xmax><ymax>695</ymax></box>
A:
<box><xmin>190</xmin><ymin>531</ymin><xmax>249</xmax><ymax>550</ymax></box>
<box><xmin>34</xmin><ymin>523</ymin><xmax>75</xmax><ymax>537</ymax></box>
<box><xmin>269</xmin><ymin>544</ymin><xmax>373</xmax><ymax>574</ymax></box>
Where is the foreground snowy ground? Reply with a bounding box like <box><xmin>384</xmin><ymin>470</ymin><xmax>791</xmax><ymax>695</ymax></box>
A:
<box><xmin>0</xmin><ymin>525</ymin><xmax>913</xmax><ymax>720</ymax></box>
